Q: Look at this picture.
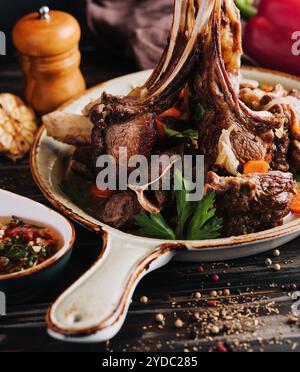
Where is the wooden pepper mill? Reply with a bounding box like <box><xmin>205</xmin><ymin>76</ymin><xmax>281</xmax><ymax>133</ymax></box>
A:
<box><xmin>12</xmin><ymin>6</ymin><xmax>86</xmax><ymax>114</ymax></box>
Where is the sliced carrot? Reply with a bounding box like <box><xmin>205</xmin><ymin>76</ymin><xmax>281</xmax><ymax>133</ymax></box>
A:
<box><xmin>155</xmin><ymin>118</ymin><xmax>168</xmax><ymax>140</ymax></box>
<box><xmin>244</xmin><ymin>160</ymin><xmax>270</xmax><ymax>174</ymax></box>
<box><xmin>260</xmin><ymin>84</ymin><xmax>274</xmax><ymax>93</ymax></box>
<box><xmin>90</xmin><ymin>184</ymin><xmax>114</xmax><ymax>199</ymax></box>
<box><xmin>179</xmin><ymin>88</ymin><xmax>186</xmax><ymax>98</ymax></box>
<box><xmin>291</xmin><ymin>189</ymin><xmax>300</xmax><ymax>214</ymax></box>
<box><xmin>159</xmin><ymin>107</ymin><xmax>182</xmax><ymax>119</ymax></box>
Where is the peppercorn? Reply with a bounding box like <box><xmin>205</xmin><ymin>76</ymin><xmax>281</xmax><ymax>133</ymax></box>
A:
<box><xmin>265</xmin><ymin>258</ymin><xmax>272</xmax><ymax>267</ymax></box>
<box><xmin>217</xmin><ymin>342</ymin><xmax>229</xmax><ymax>353</ymax></box>
<box><xmin>194</xmin><ymin>292</ymin><xmax>202</xmax><ymax>300</ymax></box>
<box><xmin>223</xmin><ymin>289</ymin><xmax>231</xmax><ymax>296</ymax></box>
<box><xmin>273</xmin><ymin>249</ymin><xmax>281</xmax><ymax>257</ymax></box>
<box><xmin>140</xmin><ymin>296</ymin><xmax>149</xmax><ymax>304</ymax></box>
<box><xmin>213</xmin><ymin>274</ymin><xmax>220</xmax><ymax>282</ymax></box>
<box><xmin>175</xmin><ymin>318</ymin><xmax>184</xmax><ymax>328</ymax></box>
<box><xmin>211</xmin><ymin>325</ymin><xmax>220</xmax><ymax>335</ymax></box>
<box><xmin>274</xmin><ymin>264</ymin><xmax>281</xmax><ymax>272</ymax></box>
<box><xmin>155</xmin><ymin>313</ymin><xmax>165</xmax><ymax>323</ymax></box>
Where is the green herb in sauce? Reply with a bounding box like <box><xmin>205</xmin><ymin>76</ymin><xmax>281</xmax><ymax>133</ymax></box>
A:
<box><xmin>0</xmin><ymin>217</ymin><xmax>58</xmax><ymax>275</ymax></box>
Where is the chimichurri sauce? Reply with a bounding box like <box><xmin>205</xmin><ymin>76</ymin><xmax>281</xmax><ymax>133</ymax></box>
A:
<box><xmin>0</xmin><ymin>217</ymin><xmax>58</xmax><ymax>275</ymax></box>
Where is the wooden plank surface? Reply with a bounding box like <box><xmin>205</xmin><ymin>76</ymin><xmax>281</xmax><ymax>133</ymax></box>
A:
<box><xmin>1</xmin><ymin>53</ymin><xmax>300</xmax><ymax>352</ymax></box>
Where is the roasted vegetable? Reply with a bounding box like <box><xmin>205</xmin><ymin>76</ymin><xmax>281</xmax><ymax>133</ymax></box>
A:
<box><xmin>0</xmin><ymin>94</ymin><xmax>37</xmax><ymax>161</ymax></box>
<box><xmin>244</xmin><ymin>160</ymin><xmax>270</xmax><ymax>174</ymax></box>
<box><xmin>240</xmin><ymin>0</ymin><xmax>300</xmax><ymax>76</ymax></box>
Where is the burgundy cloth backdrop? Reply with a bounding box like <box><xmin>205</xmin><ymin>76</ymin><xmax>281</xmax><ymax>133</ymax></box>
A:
<box><xmin>84</xmin><ymin>0</ymin><xmax>173</xmax><ymax>70</ymax></box>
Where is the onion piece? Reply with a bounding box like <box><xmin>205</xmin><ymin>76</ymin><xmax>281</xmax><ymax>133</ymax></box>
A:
<box><xmin>216</xmin><ymin>126</ymin><xmax>240</xmax><ymax>175</ymax></box>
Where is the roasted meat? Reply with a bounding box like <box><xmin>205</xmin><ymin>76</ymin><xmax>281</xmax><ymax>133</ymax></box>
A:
<box><xmin>96</xmin><ymin>192</ymin><xmax>143</xmax><ymax>228</ymax></box>
<box><xmin>205</xmin><ymin>171</ymin><xmax>296</xmax><ymax>236</ymax></box>
<box><xmin>43</xmin><ymin>0</ymin><xmax>300</xmax><ymax>237</ymax></box>
<box><xmin>194</xmin><ymin>0</ymin><xmax>285</xmax><ymax>175</ymax></box>
<box><xmin>239</xmin><ymin>83</ymin><xmax>300</xmax><ymax>171</ymax></box>
<box><xmin>89</xmin><ymin>0</ymin><xmax>215</xmax><ymax>169</ymax></box>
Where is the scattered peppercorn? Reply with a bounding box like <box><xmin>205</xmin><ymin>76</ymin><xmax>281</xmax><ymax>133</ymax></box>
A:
<box><xmin>155</xmin><ymin>313</ymin><xmax>165</xmax><ymax>323</ymax></box>
<box><xmin>210</xmin><ymin>291</ymin><xmax>218</xmax><ymax>297</ymax></box>
<box><xmin>273</xmin><ymin>249</ymin><xmax>281</xmax><ymax>257</ymax></box>
<box><xmin>213</xmin><ymin>274</ymin><xmax>220</xmax><ymax>282</ymax></box>
<box><xmin>193</xmin><ymin>312</ymin><xmax>200</xmax><ymax>320</ymax></box>
<box><xmin>140</xmin><ymin>296</ymin><xmax>149</xmax><ymax>304</ymax></box>
<box><xmin>265</xmin><ymin>258</ymin><xmax>272</xmax><ymax>267</ymax></box>
<box><xmin>197</xmin><ymin>266</ymin><xmax>204</xmax><ymax>273</ymax></box>
<box><xmin>175</xmin><ymin>318</ymin><xmax>184</xmax><ymax>328</ymax></box>
<box><xmin>217</xmin><ymin>342</ymin><xmax>229</xmax><ymax>353</ymax></box>
<box><xmin>210</xmin><ymin>325</ymin><xmax>220</xmax><ymax>335</ymax></box>
<box><xmin>223</xmin><ymin>289</ymin><xmax>231</xmax><ymax>296</ymax></box>
<box><xmin>274</xmin><ymin>264</ymin><xmax>281</xmax><ymax>272</ymax></box>
<box><xmin>194</xmin><ymin>292</ymin><xmax>202</xmax><ymax>300</ymax></box>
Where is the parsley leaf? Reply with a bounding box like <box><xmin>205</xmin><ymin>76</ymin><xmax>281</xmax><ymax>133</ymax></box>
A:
<box><xmin>164</xmin><ymin>127</ymin><xmax>198</xmax><ymax>141</ymax></box>
<box><xmin>193</xmin><ymin>103</ymin><xmax>205</xmax><ymax>123</ymax></box>
<box><xmin>294</xmin><ymin>172</ymin><xmax>300</xmax><ymax>188</ymax></box>
<box><xmin>134</xmin><ymin>172</ymin><xmax>223</xmax><ymax>241</ymax></box>
<box><xmin>187</xmin><ymin>192</ymin><xmax>222</xmax><ymax>240</ymax></box>
<box><xmin>134</xmin><ymin>213</ymin><xmax>176</xmax><ymax>240</ymax></box>
<box><xmin>174</xmin><ymin>169</ymin><xmax>194</xmax><ymax>239</ymax></box>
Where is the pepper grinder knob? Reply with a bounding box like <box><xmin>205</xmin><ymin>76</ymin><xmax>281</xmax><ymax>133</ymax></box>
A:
<box><xmin>39</xmin><ymin>6</ymin><xmax>50</xmax><ymax>20</ymax></box>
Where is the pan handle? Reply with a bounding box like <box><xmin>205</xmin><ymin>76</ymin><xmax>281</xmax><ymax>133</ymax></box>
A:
<box><xmin>47</xmin><ymin>230</ymin><xmax>177</xmax><ymax>343</ymax></box>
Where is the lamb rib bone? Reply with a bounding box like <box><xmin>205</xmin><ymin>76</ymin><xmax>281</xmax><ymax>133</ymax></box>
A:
<box><xmin>194</xmin><ymin>0</ymin><xmax>285</xmax><ymax>175</ymax></box>
<box><xmin>89</xmin><ymin>0</ymin><xmax>215</xmax><ymax>179</ymax></box>
<box><xmin>43</xmin><ymin>112</ymin><xmax>92</xmax><ymax>146</ymax></box>
<box><xmin>89</xmin><ymin>0</ymin><xmax>215</xmax><ymax>129</ymax></box>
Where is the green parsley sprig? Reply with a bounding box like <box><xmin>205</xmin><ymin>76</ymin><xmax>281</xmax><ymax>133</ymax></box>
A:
<box><xmin>134</xmin><ymin>170</ymin><xmax>223</xmax><ymax>241</ymax></box>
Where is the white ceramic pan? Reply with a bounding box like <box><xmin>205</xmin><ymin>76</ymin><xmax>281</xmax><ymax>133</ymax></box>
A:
<box><xmin>31</xmin><ymin>67</ymin><xmax>300</xmax><ymax>343</ymax></box>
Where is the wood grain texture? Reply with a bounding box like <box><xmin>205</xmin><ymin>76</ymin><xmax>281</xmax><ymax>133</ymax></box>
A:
<box><xmin>1</xmin><ymin>53</ymin><xmax>300</xmax><ymax>352</ymax></box>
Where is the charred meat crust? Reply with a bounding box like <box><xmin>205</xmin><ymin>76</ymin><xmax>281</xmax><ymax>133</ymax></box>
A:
<box><xmin>96</xmin><ymin>192</ymin><xmax>143</xmax><ymax>229</ymax></box>
<box><xmin>195</xmin><ymin>0</ymin><xmax>285</xmax><ymax>174</ymax></box>
<box><xmin>205</xmin><ymin>171</ymin><xmax>297</xmax><ymax>237</ymax></box>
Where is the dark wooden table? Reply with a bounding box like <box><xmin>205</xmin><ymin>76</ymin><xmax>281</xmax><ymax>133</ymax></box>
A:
<box><xmin>1</xmin><ymin>52</ymin><xmax>300</xmax><ymax>353</ymax></box>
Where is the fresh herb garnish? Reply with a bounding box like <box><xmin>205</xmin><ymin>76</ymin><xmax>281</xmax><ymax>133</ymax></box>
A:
<box><xmin>193</xmin><ymin>103</ymin><xmax>205</xmax><ymax>123</ymax></box>
<box><xmin>164</xmin><ymin>127</ymin><xmax>198</xmax><ymax>141</ymax></box>
<box><xmin>134</xmin><ymin>170</ymin><xmax>223</xmax><ymax>240</ymax></box>
<box><xmin>187</xmin><ymin>192</ymin><xmax>223</xmax><ymax>240</ymax></box>
<box><xmin>0</xmin><ymin>217</ymin><xmax>58</xmax><ymax>275</ymax></box>
<box><xmin>134</xmin><ymin>213</ymin><xmax>176</xmax><ymax>240</ymax></box>
<box><xmin>174</xmin><ymin>170</ymin><xmax>194</xmax><ymax>239</ymax></box>
<box><xmin>294</xmin><ymin>172</ymin><xmax>300</xmax><ymax>188</ymax></box>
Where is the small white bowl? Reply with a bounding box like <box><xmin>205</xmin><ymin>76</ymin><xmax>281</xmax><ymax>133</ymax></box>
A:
<box><xmin>0</xmin><ymin>189</ymin><xmax>75</xmax><ymax>303</ymax></box>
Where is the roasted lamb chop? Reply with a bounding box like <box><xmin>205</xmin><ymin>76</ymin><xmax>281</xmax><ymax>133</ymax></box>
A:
<box><xmin>43</xmin><ymin>0</ymin><xmax>299</xmax><ymax>237</ymax></box>
<box><xmin>193</xmin><ymin>0</ymin><xmax>287</xmax><ymax>176</ymax></box>
<box><xmin>239</xmin><ymin>83</ymin><xmax>300</xmax><ymax>171</ymax></box>
<box><xmin>88</xmin><ymin>0</ymin><xmax>215</xmax><ymax>169</ymax></box>
<box><xmin>206</xmin><ymin>171</ymin><xmax>296</xmax><ymax>236</ymax></box>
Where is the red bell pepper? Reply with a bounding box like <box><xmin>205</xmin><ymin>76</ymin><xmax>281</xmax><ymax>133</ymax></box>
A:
<box><xmin>237</xmin><ymin>0</ymin><xmax>300</xmax><ymax>76</ymax></box>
